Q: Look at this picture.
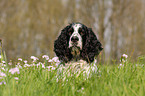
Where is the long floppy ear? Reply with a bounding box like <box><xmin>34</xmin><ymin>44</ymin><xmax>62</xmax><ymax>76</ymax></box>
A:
<box><xmin>81</xmin><ymin>28</ymin><xmax>103</xmax><ymax>63</ymax></box>
<box><xmin>54</xmin><ymin>25</ymin><xmax>73</xmax><ymax>63</ymax></box>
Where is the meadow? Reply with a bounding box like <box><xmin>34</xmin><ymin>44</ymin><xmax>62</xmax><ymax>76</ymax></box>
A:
<box><xmin>0</xmin><ymin>52</ymin><xmax>145</xmax><ymax>96</ymax></box>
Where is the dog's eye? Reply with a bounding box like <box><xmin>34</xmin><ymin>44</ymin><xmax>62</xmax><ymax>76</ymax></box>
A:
<box><xmin>68</xmin><ymin>28</ymin><xmax>73</xmax><ymax>35</ymax></box>
<box><xmin>79</xmin><ymin>28</ymin><xmax>84</xmax><ymax>35</ymax></box>
<box><xmin>69</xmin><ymin>32</ymin><xmax>72</xmax><ymax>35</ymax></box>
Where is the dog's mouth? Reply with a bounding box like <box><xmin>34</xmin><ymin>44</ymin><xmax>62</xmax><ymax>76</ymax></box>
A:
<box><xmin>70</xmin><ymin>45</ymin><xmax>81</xmax><ymax>59</ymax></box>
<box><xmin>69</xmin><ymin>41</ymin><xmax>80</xmax><ymax>48</ymax></box>
<box><xmin>71</xmin><ymin>42</ymin><xmax>78</xmax><ymax>47</ymax></box>
<box><xmin>70</xmin><ymin>42</ymin><xmax>81</xmax><ymax>50</ymax></box>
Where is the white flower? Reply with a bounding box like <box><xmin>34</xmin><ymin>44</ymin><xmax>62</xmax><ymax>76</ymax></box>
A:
<box><xmin>41</xmin><ymin>63</ymin><xmax>45</xmax><ymax>68</ymax></box>
<box><xmin>47</xmin><ymin>66</ymin><xmax>56</xmax><ymax>71</ymax></box>
<box><xmin>24</xmin><ymin>60</ymin><xmax>28</xmax><ymax>64</ymax></box>
<box><xmin>118</xmin><ymin>63</ymin><xmax>124</xmax><ymax>69</ymax></box>
<box><xmin>30</xmin><ymin>64</ymin><xmax>36</xmax><ymax>67</ymax></box>
<box><xmin>122</xmin><ymin>59</ymin><xmax>125</xmax><ymax>63</ymax></box>
<box><xmin>47</xmin><ymin>66</ymin><xmax>53</xmax><ymax>69</ymax></box>
<box><xmin>17</xmin><ymin>62</ymin><xmax>20</xmax><ymax>65</ymax></box>
<box><xmin>16</xmin><ymin>65</ymin><xmax>22</xmax><ymax>69</ymax></box>
<box><xmin>24</xmin><ymin>64</ymin><xmax>31</xmax><ymax>67</ymax></box>
<box><xmin>2</xmin><ymin>61</ymin><xmax>6</xmax><ymax>64</ymax></box>
<box><xmin>0</xmin><ymin>55</ymin><xmax>1</xmax><ymax>59</ymax></box>
<box><xmin>52</xmin><ymin>57</ymin><xmax>60</xmax><ymax>62</ymax></box>
<box><xmin>48</xmin><ymin>57</ymin><xmax>60</xmax><ymax>63</ymax></box>
<box><xmin>119</xmin><ymin>63</ymin><xmax>124</xmax><ymax>67</ymax></box>
<box><xmin>0</xmin><ymin>72</ymin><xmax>6</xmax><ymax>77</ymax></box>
<box><xmin>14</xmin><ymin>77</ymin><xmax>19</xmax><ymax>80</ymax></box>
<box><xmin>77</xmin><ymin>87</ymin><xmax>84</xmax><ymax>92</ymax></box>
<box><xmin>1</xmin><ymin>67</ymin><xmax>5</xmax><ymax>71</ymax></box>
<box><xmin>55</xmin><ymin>62</ymin><xmax>60</xmax><ymax>67</ymax></box>
<box><xmin>31</xmin><ymin>56</ymin><xmax>39</xmax><ymax>61</ymax></box>
<box><xmin>36</xmin><ymin>63</ymin><xmax>40</xmax><ymax>68</ymax></box>
<box><xmin>18</xmin><ymin>58</ymin><xmax>23</xmax><ymax>61</ymax></box>
<box><xmin>8</xmin><ymin>62</ymin><xmax>12</xmax><ymax>65</ymax></box>
<box><xmin>42</xmin><ymin>55</ymin><xmax>49</xmax><ymax>60</ymax></box>
<box><xmin>9</xmin><ymin>67</ymin><xmax>20</xmax><ymax>74</ymax></box>
<box><xmin>122</xmin><ymin>54</ymin><xmax>128</xmax><ymax>58</ymax></box>
<box><xmin>1</xmin><ymin>64</ymin><xmax>6</xmax><ymax>67</ymax></box>
<box><xmin>0</xmin><ymin>81</ymin><xmax>6</xmax><ymax>85</ymax></box>
<box><xmin>81</xmin><ymin>87</ymin><xmax>84</xmax><ymax>90</ymax></box>
<box><xmin>48</xmin><ymin>59</ymin><xmax>53</xmax><ymax>62</ymax></box>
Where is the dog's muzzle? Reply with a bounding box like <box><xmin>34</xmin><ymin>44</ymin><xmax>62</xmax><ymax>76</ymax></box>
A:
<box><xmin>71</xmin><ymin>36</ymin><xmax>79</xmax><ymax>42</ymax></box>
<box><xmin>69</xmin><ymin>34</ymin><xmax>82</xmax><ymax>49</ymax></box>
<box><xmin>71</xmin><ymin>36</ymin><xmax>79</xmax><ymax>46</ymax></box>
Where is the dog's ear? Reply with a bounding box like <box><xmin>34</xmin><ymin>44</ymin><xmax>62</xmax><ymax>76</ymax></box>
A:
<box><xmin>81</xmin><ymin>28</ymin><xmax>103</xmax><ymax>63</ymax></box>
<box><xmin>54</xmin><ymin>25</ymin><xmax>73</xmax><ymax>63</ymax></box>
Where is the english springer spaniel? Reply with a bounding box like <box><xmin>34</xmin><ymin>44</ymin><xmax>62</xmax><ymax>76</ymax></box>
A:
<box><xmin>54</xmin><ymin>23</ymin><xmax>103</xmax><ymax>64</ymax></box>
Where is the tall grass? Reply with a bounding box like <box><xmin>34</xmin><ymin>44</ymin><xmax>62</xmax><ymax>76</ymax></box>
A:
<box><xmin>0</xmin><ymin>45</ymin><xmax>145</xmax><ymax>96</ymax></box>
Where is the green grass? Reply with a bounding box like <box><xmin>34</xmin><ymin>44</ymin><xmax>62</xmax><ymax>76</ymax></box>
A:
<box><xmin>0</xmin><ymin>55</ymin><xmax>145</xmax><ymax>96</ymax></box>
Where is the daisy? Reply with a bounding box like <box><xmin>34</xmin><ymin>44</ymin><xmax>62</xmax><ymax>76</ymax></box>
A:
<box><xmin>9</xmin><ymin>67</ymin><xmax>20</xmax><ymax>74</ymax></box>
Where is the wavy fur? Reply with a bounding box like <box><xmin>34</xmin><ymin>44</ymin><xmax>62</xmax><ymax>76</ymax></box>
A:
<box><xmin>54</xmin><ymin>23</ymin><xmax>103</xmax><ymax>63</ymax></box>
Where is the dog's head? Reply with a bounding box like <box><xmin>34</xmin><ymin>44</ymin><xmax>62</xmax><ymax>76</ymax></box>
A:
<box><xmin>54</xmin><ymin>22</ymin><xmax>103</xmax><ymax>63</ymax></box>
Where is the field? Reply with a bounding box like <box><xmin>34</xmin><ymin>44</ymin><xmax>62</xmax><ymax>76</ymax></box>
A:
<box><xmin>0</xmin><ymin>53</ymin><xmax>145</xmax><ymax>96</ymax></box>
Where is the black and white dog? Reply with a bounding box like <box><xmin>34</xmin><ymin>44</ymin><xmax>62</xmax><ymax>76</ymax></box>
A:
<box><xmin>54</xmin><ymin>23</ymin><xmax>103</xmax><ymax>64</ymax></box>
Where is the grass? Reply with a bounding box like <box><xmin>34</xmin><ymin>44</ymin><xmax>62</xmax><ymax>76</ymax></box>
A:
<box><xmin>0</xmin><ymin>52</ymin><xmax>145</xmax><ymax>96</ymax></box>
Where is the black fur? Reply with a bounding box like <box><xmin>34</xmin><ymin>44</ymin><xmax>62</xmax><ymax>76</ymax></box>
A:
<box><xmin>54</xmin><ymin>23</ymin><xmax>103</xmax><ymax>63</ymax></box>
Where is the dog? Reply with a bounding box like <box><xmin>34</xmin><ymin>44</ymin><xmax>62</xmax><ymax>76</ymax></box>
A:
<box><xmin>54</xmin><ymin>22</ymin><xmax>103</xmax><ymax>64</ymax></box>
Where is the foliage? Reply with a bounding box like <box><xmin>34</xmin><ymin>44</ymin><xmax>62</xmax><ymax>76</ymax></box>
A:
<box><xmin>0</xmin><ymin>53</ymin><xmax>145</xmax><ymax>96</ymax></box>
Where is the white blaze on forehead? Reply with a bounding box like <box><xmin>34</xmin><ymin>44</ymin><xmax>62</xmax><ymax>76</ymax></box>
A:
<box><xmin>69</xmin><ymin>24</ymin><xmax>82</xmax><ymax>49</ymax></box>
<box><xmin>73</xmin><ymin>24</ymin><xmax>82</xmax><ymax>33</ymax></box>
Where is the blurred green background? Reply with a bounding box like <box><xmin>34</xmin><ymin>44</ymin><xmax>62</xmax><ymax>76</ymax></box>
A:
<box><xmin>0</xmin><ymin>0</ymin><xmax>145</xmax><ymax>62</ymax></box>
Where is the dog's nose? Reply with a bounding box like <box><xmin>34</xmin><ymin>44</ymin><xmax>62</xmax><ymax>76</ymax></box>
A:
<box><xmin>71</xmin><ymin>36</ymin><xmax>79</xmax><ymax>42</ymax></box>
